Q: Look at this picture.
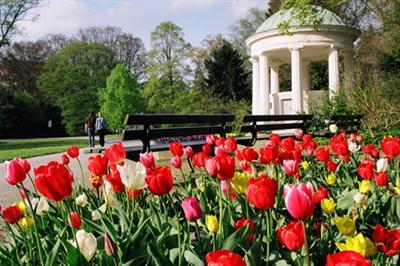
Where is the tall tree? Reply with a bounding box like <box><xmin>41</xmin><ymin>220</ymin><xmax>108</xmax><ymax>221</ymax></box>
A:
<box><xmin>77</xmin><ymin>26</ymin><xmax>146</xmax><ymax>80</ymax></box>
<box><xmin>202</xmin><ymin>39</ymin><xmax>250</xmax><ymax>102</ymax></box>
<box><xmin>0</xmin><ymin>0</ymin><xmax>40</xmax><ymax>48</ymax></box>
<box><xmin>99</xmin><ymin>64</ymin><xmax>144</xmax><ymax>130</ymax></box>
<box><xmin>37</xmin><ymin>41</ymin><xmax>117</xmax><ymax>134</ymax></box>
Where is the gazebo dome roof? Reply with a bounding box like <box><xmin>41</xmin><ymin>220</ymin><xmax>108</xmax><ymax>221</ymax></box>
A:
<box><xmin>255</xmin><ymin>6</ymin><xmax>348</xmax><ymax>34</ymax></box>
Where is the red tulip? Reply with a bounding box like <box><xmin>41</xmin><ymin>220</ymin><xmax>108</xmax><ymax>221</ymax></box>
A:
<box><xmin>282</xmin><ymin>160</ymin><xmax>299</xmax><ymax>177</ymax></box>
<box><xmin>315</xmin><ymin>147</ymin><xmax>329</xmax><ymax>162</ymax></box>
<box><xmin>139</xmin><ymin>152</ymin><xmax>155</xmax><ymax>169</ymax></box>
<box><xmin>205</xmin><ymin>157</ymin><xmax>218</xmax><ymax>177</ymax></box>
<box><xmin>269</xmin><ymin>133</ymin><xmax>281</xmax><ymax>145</ymax></box>
<box><xmin>60</xmin><ymin>154</ymin><xmax>70</xmax><ymax>165</ymax></box>
<box><xmin>215</xmin><ymin>137</ymin><xmax>225</xmax><ymax>147</ymax></box>
<box><xmin>145</xmin><ymin>166</ymin><xmax>173</xmax><ymax>196</ymax></box>
<box><xmin>381</xmin><ymin>136</ymin><xmax>400</xmax><ymax>159</ymax></box>
<box><xmin>69</xmin><ymin>211</ymin><xmax>82</xmax><ymax>229</ymax></box>
<box><xmin>205</xmin><ymin>250</ymin><xmax>246</xmax><ymax>266</ymax></box>
<box><xmin>234</xmin><ymin>219</ymin><xmax>255</xmax><ymax>243</ymax></box>
<box><xmin>372</xmin><ymin>224</ymin><xmax>400</xmax><ymax>256</ymax></box>
<box><xmin>280</xmin><ymin>137</ymin><xmax>295</xmax><ymax>152</ymax></box>
<box><xmin>4</xmin><ymin>158</ymin><xmax>29</xmax><ymax>185</ymax></box>
<box><xmin>66</xmin><ymin>145</ymin><xmax>79</xmax><ymax>158</ymax></box>
<box><xmin>106</xmin><ymin>171</ymin><xmax>125</xmax><ymax>192</ymax></box>
<box><xmin>202</xmin><ymin>144</ymin><xmax>212</xmax><ymax>155</ymax></box>
<box><xmin>374</xmin><ymin>172</ymin><xmax>388</xmax><ymax>187</ymax></box>
<box><xmin>216</xmin><ymin>147</ymin><xmax>228</xmax><ymax>157</ymax></box>
<box><xmin>224</xmin><ymin>137</ymin><xmax>237</xmax><ymax>153</ymax></box>
<box><xmin>216</xmin><ymin>155</ymin><xmax>235</xmax><ymax>180</ymax></box>
<box><xmin>127</xmin><ymin>189</ymin><xmax>142</xmax><ymax>200</ymax></box>
<box><xmin>193</xmin><ymin>152</ymin><xmax>207</xmax><ymax>168</ymax></box>
<box><xmin>326</xmin><ymin>251</ymin><xmax>372</xmax><ymax>266</ymax></box>
<box><xmin>105</xmin><ymin>143</ymin><xmax>126</xmax><ymax>166</ymax></box>
<box><xmin>357</xmin><ymin>158</ymin><xmax>375</xmax><ymax>180</ymax></box>
<box><xmin>90</xmin><ymin>175</ymin><xmax>103</xmax><ymax>188</ymax></box>
<box><xmin>277</xmin><ymin>221</ymin><xmax>305</xmax><ymax>251</ymax></box>
<box><xmin>88</xmin><ymin>155</ymin><xmax>108</xmax><ymax>177</ymax></box>
<box><xmin>183</xmin><ymin>146</ymin><xmax>194</xmax><ymax>158</ymax></box>
<box><xmin>284</xmin><ymin>182</ymin><xmax>315</xmax><ymax>220</ymax></box>
<box><xmin>34</xmin><ymin>161</ymin><xmax>73</xmax><ymax>201</ymax></box>
<box><xmin>241</xmin><ymin>147</ymin><xmax>258</xmax><ymax>162</ymax></box>
<box><xmin>246</xmin><ymin>175</ymin><xmax>278</xmax><ymax>210</ymax></box>
<box><xmin>206</xmin><ymin>134</ymin><xmax>216</xmax><ymax>145</ymax></box>
<box><xmin>295</xmin><ymin>129</ymin><xmax>303</xmax><ymax>140</ymax></box>
<box><xmin>1</xmin><ymin>205</ymin><xmax>23</xmax><ymax>224</ymax></box>
<box><xmin>171</xmin><ymin>155</ymin><xmax>182</xmax><ymax>169</ymax></box>
<box><xmin>220</xmin><ymin>180</ymin><xmax>235</xmax><ymax>200</ymax></box>
<box><xmin>314</xmin><ymin>186</ymin><xmax>329</xmax><ymax>204</ymax></box>
<box><xmin>362</xmin><ymin>144</ymin><xmax>379</xmax><ymax>158</ymax></box>
<box><xmin>169</xmin><ymin>142</ymin><xmax>184</xmax><ymax>157</ymax></box>
<box><xmin>239</xmin><ymin>160</ymin><xmax>251</xmax><ymax>173</ymax></box>
<box><xmin>326</xmin><ymin>160</ymin><xmax>337</xmax><ymax>172</ymax></box>
<box><xmin>259</xmin><ymin>143</ymin><xmax>279</xmax><ymax>164</ymax></box>
<box><xmin>181</xmin><ymin>196</ymin><xmax>202</xmax><ymax>221</ymax></box>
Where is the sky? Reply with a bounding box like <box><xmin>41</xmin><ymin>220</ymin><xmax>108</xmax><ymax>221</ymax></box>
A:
<box><xmin>17</xmin><ymin>0</ymin><xmax>269</xmax><ymax>49</ymax></box>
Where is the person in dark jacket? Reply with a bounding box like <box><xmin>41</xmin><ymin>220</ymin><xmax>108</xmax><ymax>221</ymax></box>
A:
<box><xmin>85</xmin><ymin>112</ymin><xmax>96</xmax><ymax>148</ymax></box>
<box><xmin>95</xmin><ymin>112</ymin><xmax>108</xmax><ymax>147</ymax></box>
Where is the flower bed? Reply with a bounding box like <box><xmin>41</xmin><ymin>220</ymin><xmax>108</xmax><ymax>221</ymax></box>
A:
<box><xmin>1</xmin><ymin>132</ymin><xmax>400</xmax><ymax>265</ymax></box>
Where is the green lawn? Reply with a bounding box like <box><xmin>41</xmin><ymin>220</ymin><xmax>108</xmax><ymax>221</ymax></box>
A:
<box><xmin>0</xmin><ymin>135</ymin><xmax>120</xmax><ymax>163</ymax></box>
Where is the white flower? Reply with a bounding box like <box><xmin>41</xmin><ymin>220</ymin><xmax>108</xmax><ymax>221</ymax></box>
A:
<box><xmin>353</xmin><ymin>192</ymin><xmax>368</xmax><ymax>207</ymax></box>
<box><xmin>348</xmin><ymin>141</ymin><xmax>360</xmax><ymax>153</ymax></box>
<box><xmin>376</xmin><ymin>158</ymin><xmax>388</xmax><ymax>173</ymax></box>
<box><xmin>117</xmin><ymin>159</ymin><xmax>147</xmax><ymax>191</ymax></box>
<box><xmin>30</xmin><ymin>197</ymin><xmax>49</xmax><ymax>215</ymax></box>
<box><xmin>329</xmin><ymin>124</ymin><xmax>338</xmax><ymax>133</ymax></box>
<box><xmin>91</xmin><ymin>210</ymin><xmax>101</xmax><ymax>221</ymax></box>
<box><xmin>103</xmin><ymin>181</ymin><xmax>115</xmax><ymax>205</ymax></box>
<box><xmin>71</xmin><ymin>230</ymin><xmax>97</xmax><ymax>261</ymax></box>
<box><xmin>75</xmin><ymin>193</ymin><xmax>88</xmax><ymax>207</ymax></box>
<box><xmin>98</xmin><ymin>203</ymin><xmax>107</xmax><ymax>214</ymax></box>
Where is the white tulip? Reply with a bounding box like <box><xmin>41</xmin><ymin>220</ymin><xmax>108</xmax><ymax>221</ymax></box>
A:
<box><xmin>329</xmin><ymin>124</ymin><xmax>338</xmax><ymax>133</ymax></box>
<box><xmin>376</xmin><ymin>158</ymin><xmax>388</xmax><ymax>173</ymax></box>
<box><xmin>91</xmin><ymin>210</ymin><xmax>101</xmax><ymax>221</ymax></box>
<box><xmin>103</xmin><ymin>181</ymin><xmax>115</xmax><ymax>205</ymax></box>
<box><xmin>73</xmin><ymin>230</ymin><xmax>97</xmax><ymax>261</ymax></box>
<box><xmin>353</xmin><ymin>192</ymin><xmax>368</xmax><ymax>207</ymax></box>
<box><xmin>117</xmin><ymin>159</ymin><xmax>147</xmax><ymax>191</ymax></box>
<box><xmin>30</xmin><ymin>197</ymin><xmax>49</xmax><ymax>215</ymax></box>
<box><xmin>348</xmin><ymin>141</ymin><xmax>360</xmax><ymax>153</ymax></box>
<box><xmin>75</xmin><ymin>193</ymin><xmax>88</xmax><ymax>207</ymax></box>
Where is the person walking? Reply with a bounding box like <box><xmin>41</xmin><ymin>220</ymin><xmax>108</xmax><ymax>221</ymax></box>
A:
<box><xmin>85</xmin><ymin>112</ymin><xmax>96</xmax><ymax>149</ymax></box>
<box><xmin>95</xmin><ymin>112</ymin><xmax>108</xmax><ymax>147</ymax></box>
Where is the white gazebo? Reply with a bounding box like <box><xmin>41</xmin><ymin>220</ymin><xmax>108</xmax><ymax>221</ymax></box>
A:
<box><xmin>246</xmin><ymin>7</ymin><xmax>360</xmax><ymax>115</ymax></box>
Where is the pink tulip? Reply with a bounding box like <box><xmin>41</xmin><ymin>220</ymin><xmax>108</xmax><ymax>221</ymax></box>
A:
<box><xmin>4</xmin><ymin>158</ymin><xmax>29</xmax><ymax>185</ymax></box>
<box><xmin>171</xmin><ymin>155</ymin><xmax>182</xmax><ymax>169</ymax></box>
<box><xmin>215</xmin><ymin>147</ymin><xmax>228</xmax><ymax>157</ymax></box>
<box><xmin>205</xmin><ymin>157</ymin><xmax>218</xmax><ymax>177</ymax></box>
<box><xmin>182</xmin><ymin>196</ymin><xmax>202</xmax><ymax>221</ymax></box>
<box><xmin>183</xmin><ymin>146</ymin><xmax>194</xmax><ymax>158</ymax></box>
<box><xmin>206</xmin><ymin>134</ymin><xmax>216</xmax><ymax>145</ymax></box>
<box><xmin>283</xmin><ymin>160</ymin><xmax>299</xmax><ymax>177</ymax></box>
<box><xmin>284</xmin><ymin>182</ymin><xmax>315</xmax><ymax>220</ymax></box>
<box><xmin>139</xmin><ymin>152</ymin><xmax>155</xmax><ymax>169</ymax></box>
<box><xmin>221</xmin><ymin>180</ymin><xmax>232</xmax><ymax>196</ymax></box>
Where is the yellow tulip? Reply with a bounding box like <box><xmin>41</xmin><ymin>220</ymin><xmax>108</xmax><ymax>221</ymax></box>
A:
<box><xmin>301</xmin><ymin>161</ymin><xmax>310</xmax><ymax>170</ymax></box>
<box><xmin>18</xmin><ymin>216</ymin><xmax>34</xmax><ymax>229</ymax></box>
<box><xmin>205</xmin><ymin>215</ymin><xmax>219</xmax><ymax>233</ymax></box>
<box><xmin>333</xmin><ymin>215</ymin><xmax>356</xmax><ymax>236</ymax></box>
<box><xmin>15</xmin><ymin>200</ymin><xmax>26</xmax><ymax>213</ymax></box>
<box><xmin>336</xmin><ymin>233</ymin><xmax>376</xmax><ymax>257</ymax></box>
<box><xmin>231</xmin><ymin>172</ymin><xmax>250</xmax><ymax>195</ymax></box>
<box><xmin>358</xmin><ymin>180</ymin><xmax>370</xmax><ymax>194</ymax></box>
<box><xmin>395</xmin><ymin>179</ymin><xmax>400</xmax><ymax>195</ymax></box>
<box><xmin>326</xmin><ymin>172</ymin><xmax>336</xmax><ymax>185</ymax></box>
<box><xmin>321</xmin><ymin>197</ymin><xmax>336</xmax><ymax>214</ymax></box>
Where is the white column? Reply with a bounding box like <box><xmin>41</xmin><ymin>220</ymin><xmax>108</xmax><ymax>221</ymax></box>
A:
<box><xmin>270</xmin><ymin>63</ymin><xmax>280</xmax><ymax>115</ymax></box>
<box><xmin>251</xmin><ymin>57</ymin><xmax>259</xmax><ymax>115</ymax></box>
<box><xmin>328</xmin><ymin>46</ymin><xmax>340</xmax><ymax>98</ymax></box>
<box><xmin>301</xmin><ymin>61</ymin><xmax>310</xmax><ymax>113</ymax></box>
<box><xmin>343</xmin><ymin>51</ymin><xmax>354</xmax><ymax>89</ymax></box>
<box><xmin>290</xmin><ymin>47</ymin><xmax>302</xmax><ymax>114</ymax></box>
<box><xmin>258</xmin><ymin>53</ymin><xmax>270</xmax><ymax>115</ymax></box>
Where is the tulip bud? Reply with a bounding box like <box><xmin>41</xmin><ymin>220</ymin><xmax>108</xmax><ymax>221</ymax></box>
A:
<box><xmin>321</xmin><ymin>197</ymin><xmax>336</xmax><ymax>214</ymax></box>
<box><xmin>60</xmin><ymin>154</ymin><xmax>70</xmax><ymax>165</ymax></box>
<box><xmin>66</xmin><ymin>146</ymin><xmax>79</xmax><ymax>158</ymax></box>
<box><xmin>376</xmin><ymin>158</ymin><xmax>388</xmax><ymax>173</ymax></box>
<box><xmin>215</xmin><ymin>147</ymin><xmax>227</xmax><ymax>157</ymax></box>
<box><xmin>295</xmin><ymin>129</ymin><xmax>303</xmax><ymax>140</ymax></box>
<box><xmin>181</xmin><ymin>196</ymin><xmax>202</xmax><ymax>221</ymax></box>
<box><xmin>205</xmin><ymin>157</ymin><xmax>218</xmax><ymax>177</ymax></box>
<box><xmin>90</xmin><ymin>175</ymin><xmax>103</xmax><ymax>188</ymax></box>
<box><xmin>104</xmin><ymin>232</ymin><xmax>116</xmax><ymax>257</ymax></box>
<box><xmin>74</xmin><ymin>230</ymin><xmax>97</xmax><ymax>261</ymax></box>
<box><xmin>333</xmin><ymin>215</ymin><xmax>356</xmax><ymax>236</ymax></box>
<box><xmin>202</xmin><ymin>144</ymin><xmax>212</xmax><ymax>155</ymax></box>
<box><xmin>171</xmin><ymin>155</ymin><xmax>182</xmax><ymax>169</ymax></box>
<box><xmin>183</xmin><ymin>146</ymin><xmax>193</xmax><ymax>158</ymax></box>
<box><xmin>358</xmin><ymin>180</ymin><xmax>370</xmax><ymax>193</ymax></box>
<box><xmin>205</xmin><ymin>215</ymin><xmax>219</xmax><ymax>233</ymax></box>
<box><xmin>69</xmin><ymin>212</ymin><xmax>82</xmax><ymax>229</ymax></box>
<box><xmin>18</xmin><ymin>216</ymin><xmax>34</xmax><ymax>229</ymax></box>
<box><xmin>329</xmin><ymin>124</ymin><xmax>338</xmax><ymax>133</ymax></box>
<box><xmin>353</xmin><ymin>192</ymin><xmax>368</xmax><ymax>206</ymax></box>
<box><xmin>75</xmin><ymin>194</ymin><xmax>88</xmax><ymax>207</ymax></box>
<box><xmin>139</xmin><ymin>152</ymin><xmax>155</xmax><ymax>169</ymax></box>
<box><xmin>1</xmin><ymin>205</ymin><xmax>23</xmax><ymax>224</ymax></box>
<box><xmin>31</xmin><ymin>197</ymin><xmax>49</xmax><ymax>215</ymax></box>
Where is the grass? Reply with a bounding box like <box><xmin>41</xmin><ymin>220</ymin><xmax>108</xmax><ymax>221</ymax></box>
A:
<box><xmin>0</xmin><ymin>135</ymin><xmax>121</xmax><ymax>163</ymax></box>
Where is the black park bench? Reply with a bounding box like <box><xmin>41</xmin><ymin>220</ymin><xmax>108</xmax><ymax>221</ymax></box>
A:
<box><xmin>120</xmin><ymin>114</ymin><xmax>362</xmax><ymax>161</ymax></box>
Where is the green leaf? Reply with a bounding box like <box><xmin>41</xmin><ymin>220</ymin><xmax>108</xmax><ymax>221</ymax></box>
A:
<box><xmin>45</xmin><ymin>239</ymin><xmax>62</xmax><ymax>266</ymax></box>
<box><xmin>221</xmin><ymin>224</ymin><xmax>251</xmax><ymax>251</ymax></box>
<box><xmin>396</xmin><ymin>197</ymin><xmax>400</xmax><ymax>221</ymax></box>
<box><xmin>184</xmin><ymin>250</ymin><xmax>205</xmax><ymax>266</ymax></box>
<box><xmin>337</xmin><ymin>189</ymin><xmax>357</xmax><ymax>212</ymax></box>
<box><xmin>147</xmin><ymin>244</ymin><xmax>173</xmax><ymax>266</ymax></box>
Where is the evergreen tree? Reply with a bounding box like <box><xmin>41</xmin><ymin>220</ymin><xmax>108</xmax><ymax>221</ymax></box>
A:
<box><xmin>202</xmin><ymin>40</ymin><xmax>250</xmax><ymax>102</ymax></box>
<box><xmin>99</xmin><ymin>64</ymin><xmax>144</xmax><ymax>130</ymax></box>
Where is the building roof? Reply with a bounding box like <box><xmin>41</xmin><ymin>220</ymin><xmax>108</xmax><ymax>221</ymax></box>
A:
<box><xmin>255</xmin><ymin>6</ymin><xmax>348</xmax><ymax>34</ymax></box>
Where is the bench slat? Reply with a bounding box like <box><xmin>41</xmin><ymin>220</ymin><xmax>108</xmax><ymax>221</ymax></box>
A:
<box><xmin>147</xmin><ymin>126</ymin><xmax>223</xmax><ymax>139</ymax></box>
<box><xmin>125</xmin><ymin>114</ymin><xmax>235</xmax><ymax>125</ymax></box>
<box><xmin>256</xmin><ymin>123</ymin><xmax>305</xmax><ymax>131</ymax></box>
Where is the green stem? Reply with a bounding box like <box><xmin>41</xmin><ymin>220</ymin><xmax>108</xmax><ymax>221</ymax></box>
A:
<box><xmin>65</xmin><ymin>202</ymin><xmax>82</xmax><ymax>264</ymax></box>
<box><xmin>302</xmin><ymin>221</ymin><xmax>310</xmax><ymax>266</ymax></box>
<box><xmin>168</xmin><ymin>194</ymin><xmax>182</xmax><ymax>266</ymax></box>
<box><xmin>245</xmin><ymin>196</ymin><xmax>250</xmax><ymax>219</ymax></box>
<box><xmin>218</xmin><ymin>181</ymin><xmax>224</xmax><ymax>237</ymax></box>
<box><xmin>27</xmin><ymin>173</ymin><xmax>38</xmax><ymax>196</ymax></box>
<box><xmin>0</xmin><ymin>213</ymin><xmax>21</xmax><ymax>262</ymax></box>
<box><xmin>265</xmin><ymin>210</ymin><xmax>270</xmax><ymax>265</ymax></box>
<box><xmin>76</xmin><ymin>157</ymin><xmax>86</xmax><ymax>189</ymax></box>
<box><xmin>20</xmin><ymin>184</ymin><xmax>44</xmax><ymax>265</ymax></box>
<box><xmin>194</xmin><ymin>221</ymin><xmax>203</xmax><ymax>256</ymax></box>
